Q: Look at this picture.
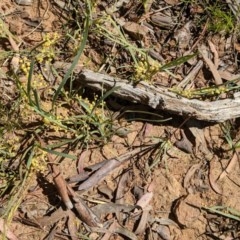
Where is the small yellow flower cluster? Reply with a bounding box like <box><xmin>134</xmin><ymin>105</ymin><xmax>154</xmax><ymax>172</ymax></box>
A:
<box><xmin>212</xmin><ymin>86</ymin><xmax>227</xmax><ymax>95</ymax></box>
<box><xmin>94</xmin><ymin>108</ymin><xmax>106</xmax><ymax>123</ymax></box>
<box><xmin>43</xmin><ymin>116</ymin><xmax>66</xmax><ymax>133</ymax></box>
<box><xmin>177</xmin><ymin>89</ymin><xmax>193</xmax><ymax>99</ymax></box>
<box><xmin>71</xmin><ymin>32</ymin><xmax>82</xmax><ymax>54</ymax></box>
<box><xmin>78</xmin><ymin>95</ymin><xmax>106</xmax><ymax>121</ymax></box>
<box><xmin>19</xmin><ymin>102</ymin><xmax>35</xmax><ymax>121</ymax></box>
<box><xmin>20</xmin><ymin>57</ymin><xmax>31</xmax><ymax>76</ymax></box>
<box><xmin>31</xmin><ymin>74</ymin><xmax>48</xmax><ymax>89</ymax></box>
<box><xmin>30</xmin><ymin>148</ymin><xmax>47</xmax><ymax>173</ymax></box>
<box><xmin>83</xmin><ymin>96</ymin><xmax>94</xmax><ymax>110</ymax></box>
<box><xmin>36</xmin><ymin>32</ymin><xmax>59</xmax><ymax>64</ymax></box>
<box><xmin>134</xmin><ymin>57</ymin><xmax>160</xmax><ymax>81</ymax></box>
<box><xmin>42</xmin><ymin>104</ymin><xmax>78</xmax><ymax>135</ymax></box>
<box><xmin>171</xmin><ymin>85</ymin><xmax>228</xmax><ymax>99</ymax></box>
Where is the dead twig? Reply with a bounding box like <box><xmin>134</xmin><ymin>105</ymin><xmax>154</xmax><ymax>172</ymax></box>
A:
<box><xmin>35</xmin><ymin>134</ymin><xmax>102</xmax><ymax>227</ymax></box>
<box><xmin>198</xmin><ymin>44</ymin><xmax>222</xmax><ymax>85</ymax></box>
<box><xmin>35</xmin><ymin>133</ymin><xmax>73</xmax><ymax>210</ymax></box>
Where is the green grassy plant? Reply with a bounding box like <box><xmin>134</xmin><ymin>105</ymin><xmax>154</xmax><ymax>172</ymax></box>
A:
<box><xmin>93</xmin><ymin>14</ymin><xmax>146</xmax><ymax>64</ymax></box>
<box><xmin>0</xmin><ymin>0</ymin><xmax>121</xmax><ymax>226</ymax></box>
<box><xmin>207</xmin><ymin>3</ymin><xmax>235</xmax><ymax>34</ymax></box>
<box><xmin>93</xmin><ymin>13</ymin><xmax>198</xmax><ymax>82</ymax></box>
<box><xmin>203</xmin><ymin>206</ymin><xmax>240</xmax><ymax>222</ymax></box>
<box><xmin>145</xmin><ymin>137</ymin><xmax>172</xmax><ymax>172</ymax></box>
<box><xmin>182</xmin><ymin>0</ymin><xmax>237</xmax><ymax>35</ymax></box>
<box><xmin>170</xmin><ymin>78</ymin><xmax>240</xmax><ymax>99</ymax></box>
<box><xmin>220</xmin><ymin>121</ymin><xmax>235</xmax><ymax>150</ymax></box>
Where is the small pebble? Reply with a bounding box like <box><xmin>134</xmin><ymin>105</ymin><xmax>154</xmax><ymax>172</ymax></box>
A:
<box><xmin>15</xmin><ymin>0</ymin><xmax>33</xmax><ymax>6</ymax></box>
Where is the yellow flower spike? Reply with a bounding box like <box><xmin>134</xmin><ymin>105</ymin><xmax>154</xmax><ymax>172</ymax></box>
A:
<box><xmin>43</xmin><ymin>117</ymin><xmax>51</xmax><ymax>125</ymax></box>
<box><xmin>219</xmin><ymin>86</ymin><xmax>226</xmax><ymax>93</ymax></box>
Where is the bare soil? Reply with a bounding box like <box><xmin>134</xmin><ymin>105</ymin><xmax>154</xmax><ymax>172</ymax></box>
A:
<box><xmin>1</xmin><ymin>0</ymin><xmax>240</xmax><ymax>240</ymax></box>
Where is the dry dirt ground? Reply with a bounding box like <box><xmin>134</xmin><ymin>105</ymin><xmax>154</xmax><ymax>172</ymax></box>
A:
<box><xmin>1</xmin><ymin>0</ymin><xmax>240</xmax><ymax>240</ymax></box>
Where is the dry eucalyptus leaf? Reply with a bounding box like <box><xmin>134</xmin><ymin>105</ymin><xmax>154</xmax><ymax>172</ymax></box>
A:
<box><xmin>115</xmin><ymin>171</ymin><xmax>130</xmax><ymax>203</ymax></box>
<box><xmin>174</xmin><ymin>21</ymin><xmax>193</xmax><ymax>49</ymax></box>
<box><xmin>183</xmin><ymin>163</ymin><xmax>202</xmax><ymax>193</ymax></box>
<box><xmin>36</xmin><ymin>207</ymin><xmax>70</xmax><ymax>228</ymax></box>
<box><xmin>98</xmin><ymin>184</ymin><xmax>113</xmax><ymax>199</ymax></box>
<box><xmin>174</xmin><ymin>130</ymin><xmax>193</xmax><ymax>153</ymax></box>
<box><xmin>114</xmin><ymin>224</ymin><xmax>138</xmax><ymax>240</ymax></box>
<box><xmin>152</xmin><ymin>223</ymin><xmax>171</xmax><ymax>240</ymax></box>
<box><xmin>67</xmin><ymin>211</ymin><xmax>79</xmax><ymax>240</ymax></box>
<box><xmin>198</xmin><ymin>44</ymin><xmax>223</xmax><ymax>85</ymax></box>
<box><xmin>92</xmin><ymin>203</ymin><xmax>135</xmax><ymax>218</ymax></box>
<box><xmin>123</xmin><ymin>22</ymin><xmax>149</xmax><ymax>40</ymax></box>
<box><xmin>15</xmin><ymin>0</ymin><xmax>33</xmax><ymax>6</ymax></box>
<box><xmin>133</xmin><ymin>186</ymin><xmax>144</xmax><ymax>200</ymax></box>
<box><xmin>74</xmin><ymin>199</ymin><xmax>102</xmax><ymax>227</ymax></box>
<box><xmin>136</xmin><ymin>192</ymin><xmax>153</xmax><ymax>210</ymax></box>
<box><xmin>101</xmin><ymin>221</ymin><xmax>118</xmax><ymax>240</ymax></box>
<box><xmin>150</xmin><ymin>13</ymin><xmax>176</xmax><ymax>29</ymax></box>
<box><xmin>187</xmin><ymin>120</ymin><xmax>213</xmax><ymax>160</ymax></box>
<box><xmin>78</xmin><ymin>147</ymin><xmax>150</xmax><ymax>191</ymax></box>
<box><xmin>134</xmin><ymin>210</ymin><xmax>150</xmax><ymax>234</ymax></box>
<box><xmin>218</xmin><ymin>70</ymin><xmax>240</xmax><ymax>81</ymax></box>
<box><xmin>208</xmin><ymin>40</ymin><xmax>219</xmax><ymax>68</ymax></box>
<box><xmin>209</xmin><ymin>156</ymin><xmax>223</xmax><ymax>194</ymax></box>
<box><xmin>218</xmin><ymin>151</ymin><xmax>239</xmax><ymax>181</ymax></box>
<box><xmin>164</xmin><ymin>0</ymin><xmax>179</xmax><ymax>5</ymax></box>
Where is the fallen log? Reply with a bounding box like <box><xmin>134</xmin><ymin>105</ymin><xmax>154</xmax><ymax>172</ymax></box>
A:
<box><xmin>49</xmin><ymin>60</ymin><xmax>240</xmax><ymax>123</ymax></box>
<box><xmin>76</xmin><ymin>69</ymin><xmax>240</xmax><ymax>122</ymax></box>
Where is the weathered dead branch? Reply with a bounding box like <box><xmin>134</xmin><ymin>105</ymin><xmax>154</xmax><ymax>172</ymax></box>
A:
<box><xmin>76</xmin><ymin>69</ymin><xmax>240</xmax><ymax>122</ymax></box>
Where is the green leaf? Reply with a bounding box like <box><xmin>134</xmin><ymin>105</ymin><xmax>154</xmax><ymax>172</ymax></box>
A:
<box><xmin>52</xmin><ymin>1</ymin><xmax>92</xmax><ymax>106</ymax></box>
<box><xmin>42</xmin><ymin>148</ymin><xmax>77</xmax><ymax>160</ymax></box>
<box><xmin>160</xmin><ymin>53</ymin><xmax>197</xmax><ymax>71</ymax></box>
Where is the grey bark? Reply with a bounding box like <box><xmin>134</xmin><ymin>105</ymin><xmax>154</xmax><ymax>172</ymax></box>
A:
<box><xmin>77</xmin><ymin>69</ymin><xmax>240</xmax><ymax>122</ymax></box>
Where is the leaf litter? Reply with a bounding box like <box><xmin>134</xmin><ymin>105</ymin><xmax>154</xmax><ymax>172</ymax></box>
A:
<box><xmin>1</xmin><ymin>0</ymin><xmax>240</xmax><ymax>239</ymax></box>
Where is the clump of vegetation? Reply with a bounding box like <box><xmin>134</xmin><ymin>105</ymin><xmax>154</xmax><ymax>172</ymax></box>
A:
<box><xmin>0</xmin><ymin>1</ymin><xmax>121</xmax><ymax>222</ymax></box>
<box><xmin>207</xmin><ymin>2</ymin><xmax>236</xmax><ymax>34</ymax></box>
<box><xmin>134</xmin><ymin>55</ymin><xmax>161</xmax><ymax>82</ymax></box>
<box><xmin>182</xmin><ymin>0</ymin><xmax>237</xmax><ymax>35</ymax></box>
<box><xmin>1</xmin><ymin>0</ymin><xmax>240</xmax><ymax>238</ymax></box>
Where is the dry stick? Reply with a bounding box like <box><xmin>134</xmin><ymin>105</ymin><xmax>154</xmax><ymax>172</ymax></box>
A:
<box><xmin>77</xmin><ymin>69</ymin><xmax>240</xmax><ymax>122</ymax></box>
<box><xmin>37</xmin><ymin>207</ymin><xmax>70</xmax><ymax>227</ymax></box>
<box><xmin>35</xmin><ymin>134</ymin><xmax>102</xmax><ymax>227</ymax></box>
<box><xmin>177</xmin><ymin>60</ymin><xmax>203</xmax><ymax>89</ymax></box>
<box><xmin>189</xmin><ymin>20</ymin><xmax>208</xmax><ymax>52</ymax></box>
<box><xmin>198</xmin><ymin>44</ymin><xmax>223</xmax><ymax>85</ymax></box>
<box><xmin>35</xmin><ymin>133</ymin><xmax>73</xmax><ymax>209</ymax></box>
<box><xmin>208</xmin><ymin>40</ymin><xmax>220</xmax><ymax>69</ymax></box>
<box><xmin>227</xmin><ymin>0</ymin><xmax>240</xmax><ymax>22</ymax></box>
